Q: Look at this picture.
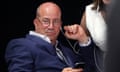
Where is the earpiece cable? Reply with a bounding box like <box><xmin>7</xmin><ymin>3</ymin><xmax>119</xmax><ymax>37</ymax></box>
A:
<box><xmin>60</xmin><ymin>27</ymin><xmax>80</xmax><ymax>54</ymax></box>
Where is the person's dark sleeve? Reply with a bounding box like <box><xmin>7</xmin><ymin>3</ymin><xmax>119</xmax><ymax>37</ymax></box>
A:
<box><xmin>5</xmin><ymin>39</ymin><xmax>34</xmax><ymax>72</ymax></box>
<box><xmin>79</xmin><ymin>39</ymin><xmax>96</xmax><ymax>72</ymax></box>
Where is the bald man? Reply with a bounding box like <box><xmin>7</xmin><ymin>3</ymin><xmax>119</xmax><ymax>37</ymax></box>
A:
<box><xmin>5</xmin><ymin>1</ymin><xmax>95</xmax><ymax>72</ymax></box>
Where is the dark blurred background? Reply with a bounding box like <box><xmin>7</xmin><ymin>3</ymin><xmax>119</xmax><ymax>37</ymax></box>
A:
<box><xmin>2</xmin><ymin>0</ymin><xmax>94</xmax><ymax>72</ymax></box>
<box><xmin>105</xmin><ymin>0</ymin><xmax>120</xmax><ymax>72</ymax></box>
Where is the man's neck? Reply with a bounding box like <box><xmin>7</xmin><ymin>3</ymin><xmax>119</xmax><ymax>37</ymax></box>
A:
<box><xmin>51</xmin><ymin>39</ymin><xmax>57</xmax><ymax>45</ymax></box>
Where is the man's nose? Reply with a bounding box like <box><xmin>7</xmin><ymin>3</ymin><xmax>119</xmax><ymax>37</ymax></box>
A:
<box><xmin>48</xmin><ymin>22</ymin><xmax>54</xmax><ymax>29</ymax></box>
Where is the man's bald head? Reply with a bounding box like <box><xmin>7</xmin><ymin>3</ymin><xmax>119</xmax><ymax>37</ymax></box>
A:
<box><xmin>34</xmin><ymin>2</ymin><xmax>62</xmax><ymax>44</ymax></box>
<box><xmin>36</xmin><ymin>2</ymin><xmax>61</xmax><ymax>17</ymax></box>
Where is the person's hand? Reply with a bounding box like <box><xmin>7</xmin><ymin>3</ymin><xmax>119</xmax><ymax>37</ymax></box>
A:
<box><xmin>62</xmin><ymin>67</ymin><xmax>83</xmax><ymax>72</ymax></box>
<box><xmin>64</xmin><ymin>24</ymin><xmax>89</xmax><ymax>44</ymax></box>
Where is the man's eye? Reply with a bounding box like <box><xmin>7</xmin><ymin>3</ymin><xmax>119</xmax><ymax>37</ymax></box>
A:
<box><xmin>42</xmin><ymin>20</ymin><xmax>49</xmax><ymax>23</ymax></box>
<box><xmin>54</xmin><ymin>20</ymin><xmax>60</xmax><ymax>24</ymax></box>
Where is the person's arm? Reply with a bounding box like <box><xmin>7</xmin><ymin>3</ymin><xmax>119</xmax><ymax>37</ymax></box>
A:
<box><xmin>64</xmin><ymin>12</ymin><xmax>90</xmax><ymax>45</ymax></box>
<box><xmin>79</xmin><ymin>12</ymin><xmax>96</xmax><ymax>72</ymax></box>
<box><xmin>79</xmin><ymin>12</ymin><xmax>94</xmax><ymax>47</ymax></box>
<box><xmin>80</xmin><ymin>12</ymin><xmax>90</xmax><ymax>36</ymax></box>
<box><xmin>64</xmin><ymin>12</ymin><xmax>96</xmax><ymax>72</ymax></box>
<box><xmin>79</xmin><ymin>40</ymin><xmax>96</xmax><ymax>72</ymax></box>
<box><xmin>64</xmin><ymin>24</ymin><xmax>89</xmax><ymax>45</ymax></box>
<box><xmin>5</xmin><ymin>39</ymin><xmax>34</xmax><ymax>72</ymax></box>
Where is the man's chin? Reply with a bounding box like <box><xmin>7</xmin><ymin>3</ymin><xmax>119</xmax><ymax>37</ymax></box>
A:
<box><xmin>49</xmin><ymin>37</ymin><xmax>56</xmax><ymax>40</ymax></box>
<box><xmin>46</xmin><ymin>34</ymin><xmax>58</xmax><ymax>40</ymax></box>
<box><xmin>48</xmin><ymin>36</ymin><xmax>57</xmax><ymax>41</ymax></box>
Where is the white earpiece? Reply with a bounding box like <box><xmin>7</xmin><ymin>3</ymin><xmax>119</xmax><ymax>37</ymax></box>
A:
<box><xmin>60</xmin><ymin>27</ymin><xmax>62</xmax><ymax>31</ymax></box>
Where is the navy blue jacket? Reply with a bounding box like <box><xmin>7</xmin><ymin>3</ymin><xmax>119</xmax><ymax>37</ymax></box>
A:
<box><xmin>5</xmin><ymin>34</ymin><xmax>95</xmax><ymax>72</ymax></box>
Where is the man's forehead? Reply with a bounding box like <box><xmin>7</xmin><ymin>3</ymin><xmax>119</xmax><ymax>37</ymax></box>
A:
<box><xmin>39</xmin><ymin>2</ymin><xmax>59</xmax><ymax>10</ymax></box>
<box><xmin>37</xmin><ymin>2</ymin><xmax>61</xmax><ymax>16</ymax></box>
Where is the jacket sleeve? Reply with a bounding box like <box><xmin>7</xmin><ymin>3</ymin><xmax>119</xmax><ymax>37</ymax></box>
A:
<box><xmin>5</xmin><ymin>39</ymin><xmax>34</xmax><ymax>72</ymax></box>
<box><xmin>79</xmin><ymin>39</ymin><xmax>96</xmax><ymax>72</ymax></box>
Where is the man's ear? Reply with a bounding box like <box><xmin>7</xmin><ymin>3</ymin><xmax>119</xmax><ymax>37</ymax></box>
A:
<box><xmin>33</xmin><ymin>18</ymin><xmax>39</xmax><ymax>27</ymax></box>
<box><xmin>33</xmin><ymin>18</ymin><xmax>37</xmax><ymax>25</ymax></box>
<box><xmin>33</xmin><ymin>18</ymin><xmax>40</xmax><ymax>31</ymax></box>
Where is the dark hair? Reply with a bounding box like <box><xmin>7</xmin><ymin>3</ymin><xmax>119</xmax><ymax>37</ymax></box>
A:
<box><xmin>92</xmin><ymin>0</ymin><xmax>106</xmax><ymax>11</ymax></box>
